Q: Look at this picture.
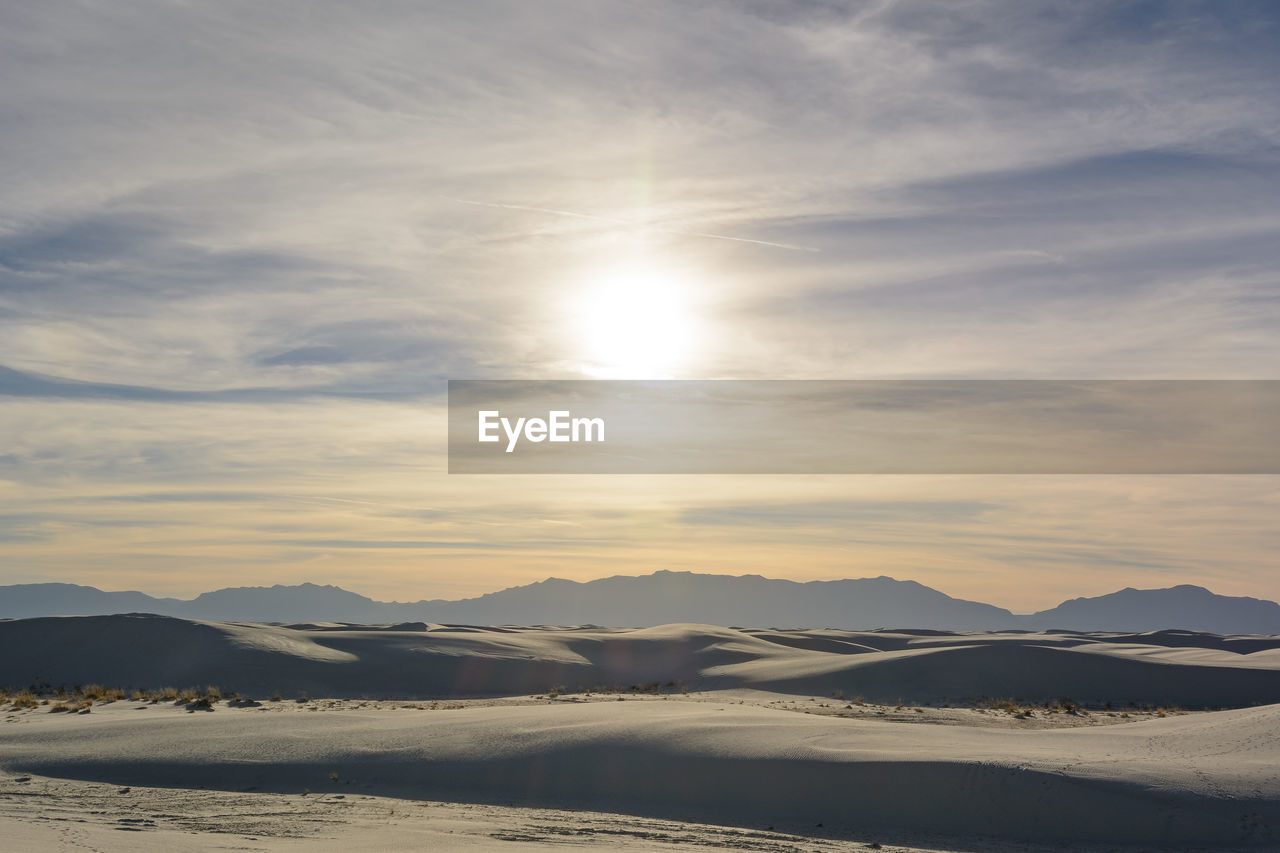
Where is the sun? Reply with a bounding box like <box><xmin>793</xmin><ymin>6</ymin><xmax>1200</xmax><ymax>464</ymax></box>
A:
<box><xmin>575</xmin><ymin>261</ymin><xmax>697</xmax><ymax>378</ymax></box>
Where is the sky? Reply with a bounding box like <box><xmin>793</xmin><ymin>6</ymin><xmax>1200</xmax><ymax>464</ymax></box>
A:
<box><xmin>2</xmin><ymin>0</ymin><xmax>1279</xmax><ymax>611</ymax></box>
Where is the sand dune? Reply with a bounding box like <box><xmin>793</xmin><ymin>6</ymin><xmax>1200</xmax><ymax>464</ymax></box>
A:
<box><xmin>5</xmin><ymin>616</ymin><xmax>1280</xmax><ymax>848</ymax></box>
<box><xmin>4</xmin><ymin>615</ymin><xmax>1280</xmax><ymax>707</ymax></box>
<box><xmin>2</xmin><ymin>699</ymin><xmax>1278</xmax><ymax>848</ymax></box>
<box><xmin>0</xmin><ymin>773</ymin><xmax>961</xmax><ymax>853</ymax></box>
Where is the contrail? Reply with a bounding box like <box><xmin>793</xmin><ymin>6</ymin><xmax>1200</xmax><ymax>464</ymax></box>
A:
<box><xmin>440</xmin><ymin>197</ymin><xmax>819</xmax><ymax>253</ymax></box>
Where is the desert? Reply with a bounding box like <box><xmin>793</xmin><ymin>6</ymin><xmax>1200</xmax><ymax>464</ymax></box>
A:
<box><xmin>3</xmin><ymin>616</ymin><xmax>1280</xmax><ymax>850</ymax></box>
<box><xmin>7</xmin><ymin>1</ymin><xmax>1280</xmax><ymax>850</ymax></box>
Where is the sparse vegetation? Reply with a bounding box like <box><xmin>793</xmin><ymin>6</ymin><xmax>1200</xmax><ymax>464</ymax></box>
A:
<box><xmin>564</xmin><ymin>681</ymin><xmax>689</xmax><ymax>698</ymax></box>
<box><xmin>3</xmin><ymin>683</ymin><xmax>231</xmax><ymax>711</ymax></box>
<box><xmin>0</xmin><ymin>677</ymin><xmax>1210</xmax><ymax>730</ymax></box>
<box><xmin>10</xmin><ymin>690</ymin><xmax>39</xmax><ymax>710</ymax></box>
<box><xmin>79</xmin><ymin>684</ymin><xmax>126</xmax><ymax>702</ymax></box>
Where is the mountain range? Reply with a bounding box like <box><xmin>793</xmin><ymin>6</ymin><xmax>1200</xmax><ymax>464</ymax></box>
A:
<box><xmin>3</xmin><ymin>571</ymin><xmax>1279</xmax><ymax>633</ymax></box>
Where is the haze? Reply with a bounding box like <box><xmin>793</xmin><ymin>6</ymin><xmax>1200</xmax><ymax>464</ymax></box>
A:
<box><xmin>2</xmin><ymin>2</ymin><xmax>1279</xmax><ymax>610</ymax></box>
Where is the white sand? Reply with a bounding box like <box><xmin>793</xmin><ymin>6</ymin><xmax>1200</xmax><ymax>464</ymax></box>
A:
<box><xmin>0</xmin><ymin>771</ymin><xmax>1166</xmax><ymax>853</ymax></box>
<box><xmin>3</xmin><ymin>617</ymin><xmax>1280</xmax><ymax>849</ymax></box>
<box><xmin>2</xmin><ymin>697</ymin><xmax>1279</xmax><ymax>849</ymax></box>
<box><xmin>5</xmin><ymin>616</ymin><xmax>1280</xmax><ymax>707</ymax></box>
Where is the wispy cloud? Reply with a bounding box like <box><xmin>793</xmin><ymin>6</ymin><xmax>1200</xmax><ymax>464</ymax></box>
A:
<box><xmin>2</xmin><ymin>1</ymin><xmax>1279</xmax><ymax>603</ymax></box>
<box><xmin>440</xmin><ymin>197</ymin><xmax>821</xmax><ymax>252</ymax></box>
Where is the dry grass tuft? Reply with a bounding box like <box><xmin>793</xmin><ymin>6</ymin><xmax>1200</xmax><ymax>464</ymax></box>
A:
<box><xmin>10</xmin><ymin>690</ymin><xmax>39</xmax><ymax>710</ymax></box>
<box><xmin>79</xmin><ymin>684</ymin><xmax>125</xmax><ymax>702</ymax></box>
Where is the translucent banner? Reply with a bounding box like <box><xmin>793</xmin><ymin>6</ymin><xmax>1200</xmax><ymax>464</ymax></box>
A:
<box><xmin>447</xmin><ymin>380</ymin><xmax>1280</xmax><ymax>474</ymax></box>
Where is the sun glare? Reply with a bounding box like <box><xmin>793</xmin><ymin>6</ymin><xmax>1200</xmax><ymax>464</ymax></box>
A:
<box><xmin>576</xmin><ymin>262</ymin><xmax>697</xmax><ymax>378</ymax></box>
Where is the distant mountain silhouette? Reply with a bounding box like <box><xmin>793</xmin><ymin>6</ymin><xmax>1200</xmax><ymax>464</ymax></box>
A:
<box><xmin>185</xmin><ymin>583</ymin><xmax>399</xmax><ymax>623</ymax></box>
<box><xmin>0</xmin><ymin>583</ymin><xmax>186</xmax><ymax>618</ymax></box>
<box><xmin>1026</xmin><ymin>584</ymin><xmax>1280</xmax><ymax>634</ymax></box>
<box><xmin>430</xmin><ymin>571</ymin><xmax>1015</xmax><ymax>630</ymax></box>
<box><xmin>2</xmin><ymin>572</ymin><xmax>1278</xmax><ymax>632</ymax></box>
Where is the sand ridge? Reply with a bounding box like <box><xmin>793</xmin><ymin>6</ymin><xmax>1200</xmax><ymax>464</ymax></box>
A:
<box><xmin>4</xmin><ymin>618</ymin><xmax>1280</xmax><ymax>848</ymax></box>
<box><xmin>2</xmin><ymin>695</ymin><xmax>1279</xmax><ymax>847</ymax></box>
<box><xmin>5</xmin><ymin>616</ymin><xmax>1280</xmax><ymax>707</ymax></box>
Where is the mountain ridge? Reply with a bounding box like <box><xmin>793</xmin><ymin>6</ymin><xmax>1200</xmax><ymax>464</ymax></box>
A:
<box><xmin>3</xmin><ymin>571</ymin><xmax>1279</xmax><ymax>633</ymax></box>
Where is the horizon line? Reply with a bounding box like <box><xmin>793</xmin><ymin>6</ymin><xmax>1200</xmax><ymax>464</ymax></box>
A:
<box><xmin>1</xmin><ymin>569</ymin><xmax>1260</xmax><ymax>616</ymax></box>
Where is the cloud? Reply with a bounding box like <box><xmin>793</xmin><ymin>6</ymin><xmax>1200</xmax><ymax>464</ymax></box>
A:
<box><xmin>680</xmin><ymin>500</ymin><xmax>996</xmax><ymax>527</ymax></box>
<box><xmin>2</xmin><ymin>1</ymin><xmax>1279</xmax><ymax>602</ymax></box>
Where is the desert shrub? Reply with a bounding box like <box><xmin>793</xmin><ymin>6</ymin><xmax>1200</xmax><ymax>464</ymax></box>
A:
<box><xmin>11</xmin><ymin>690</ymin><xmax>39</xmax><ymax>710</ymax></box>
